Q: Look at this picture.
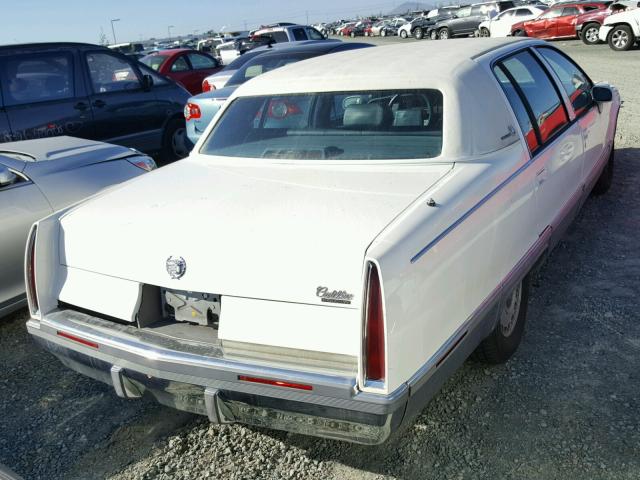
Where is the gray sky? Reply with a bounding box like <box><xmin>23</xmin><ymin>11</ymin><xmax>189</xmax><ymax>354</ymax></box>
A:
<box><xmin>1</xmin><ymin>0</ymin><xmax>411</xmax><ymax>44</ymax></box>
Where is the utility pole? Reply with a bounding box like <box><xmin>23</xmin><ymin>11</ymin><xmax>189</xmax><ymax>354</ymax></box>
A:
<box><xmin>110</xmin><ymin>18</ymin><xmax>120</xmax><ymax>45</ymax></box>
<box><xmin>168</xmin><ymin>25</ymin><xmax>175</xmax><ymax>42</ymax></box>
<box><xmin>306</xmin><ymin>10</ymin><xmax>309</xmax><ymax>24</ymax></box>
<box><xmin>244</xmin><ymin>20</ymin><xmax>247</xmax><ymax>30</ymax></box>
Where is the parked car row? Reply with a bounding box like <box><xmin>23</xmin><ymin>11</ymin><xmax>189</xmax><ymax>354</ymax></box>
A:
<box><xmin>22</xmin><ymin>38</ymin><xmax>620</xmax><ymax>446</ymax></box>
<box><xmin>399</xmin><ymin>0</ymin><xmax>639</xmax><ymax>50</ymax></box>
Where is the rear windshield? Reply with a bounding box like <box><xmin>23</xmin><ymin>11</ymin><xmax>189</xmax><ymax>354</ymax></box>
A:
<box><xmin>227</xmin><ymin>52</ymin><xmax>317</xmax><ymax>87</ymax></box>
<box><xmin>140</xmin><ymin>55</ymin><xmax>169</xmax><ymax>71</ymax></box>
<box><xmin>200</xmin><ymin>89</ymin><xmax>443</xmax><ymax>160</ymax></box>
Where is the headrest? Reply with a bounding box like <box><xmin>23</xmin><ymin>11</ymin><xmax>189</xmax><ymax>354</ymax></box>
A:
<box><xmin>343</xmin><ymin>103</ymin><xmax>389</xmax><ymax>128</ymax></box>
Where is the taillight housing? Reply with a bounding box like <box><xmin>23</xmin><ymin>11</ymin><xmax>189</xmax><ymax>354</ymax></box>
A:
<box><xmin>202</xmin><ymin>79</ymin><xmax>215</xmax><ymax>92</ymax></box>
<box><xmin>184</xmin><ymin>102</ymin><xmax>202</xmax><ymax>121</ymax></box>
<box><xmin>25</xmin><ymin>224</ymin><xmax>39</xmax><ymax>316</ymax></box>
<box><xmin>127</xmin><ymin>156</ymin><xmax>157</xmax><ymax>172</ymax></box>
<box><xmin>363</xmin><ymin>262</ymin><xmax>385</xmax><ymax>385</ymax></box>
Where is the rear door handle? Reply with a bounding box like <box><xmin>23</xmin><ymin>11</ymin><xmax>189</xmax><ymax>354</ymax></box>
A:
<box><xmin>92</xmin><ymin>100</ymin><xmax>106</xmax><ymax>108</ymax></box>
<box><xmin>74</xmin><ymin>101</ymin><xmax>89</xmax><ymax>111</ymax></box>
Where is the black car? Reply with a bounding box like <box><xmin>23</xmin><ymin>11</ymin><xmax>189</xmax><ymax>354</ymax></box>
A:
<box><xmin>411</xmin><ymin>11</ymin><xmax>460</xmax><ymax>39</ymax></box>
<box><xmin>427</xmin><ymin>1</ymin><xmax>516</xmax><ymax>39</ymax></box>
<box><xmin>0</xmin><ymin>43</ymin><xmax>190</xmax><ymax>162</ymax></box>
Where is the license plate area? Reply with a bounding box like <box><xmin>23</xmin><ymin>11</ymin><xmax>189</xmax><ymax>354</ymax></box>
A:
<box><xmin>161</xmin><ymin>288</ymin><xmax>221</xmax><ymax>328</ymax></box>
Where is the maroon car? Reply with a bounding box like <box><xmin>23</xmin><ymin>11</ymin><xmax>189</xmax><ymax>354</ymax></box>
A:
<box><xmin>140</xmin><ymin>49</ymin><xmax>222</xmax><ymax>95</ymax></box>
<box><xmin>510</xmin><ymin>2</ymin><xmax>608</xmax><ymax>39</ymax></box>
<box><xmin>576</xmin><ymin>2</ymin><xmax>630</xmax><ymax>44</ymax></box>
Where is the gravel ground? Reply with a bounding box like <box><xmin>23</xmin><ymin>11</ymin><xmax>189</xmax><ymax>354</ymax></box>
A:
<box><xmin>1</xmin><ymin>39</ymin><xmax>639</xmax><ymax>480</ymax></box>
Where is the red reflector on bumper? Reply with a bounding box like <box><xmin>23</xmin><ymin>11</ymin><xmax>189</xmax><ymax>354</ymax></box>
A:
<box><xmin>238</xmin><ymin>375</ymin><xmax>312</xmax><ymax>391</ymax></box>
<box><xmin>57</xmin><ymin>331</ymin><xmax>99</xmax><ymax>349</ymax></box>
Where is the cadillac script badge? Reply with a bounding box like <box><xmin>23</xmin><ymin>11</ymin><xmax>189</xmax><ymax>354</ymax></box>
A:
<box><xmin>166</xmin><ymin>256</ymin><xmax>187</xmax><ymax>280</ymax></box>
<box><xmin>316</xmin><ymin>286</ymin><xmax>354</xmax><ymax>305</ymax></box>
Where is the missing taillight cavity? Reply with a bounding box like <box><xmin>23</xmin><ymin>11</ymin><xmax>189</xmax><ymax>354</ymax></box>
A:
<box><xmin>25</xmin><ymin>225</ymin><xmax>39</xmax><ymax>315</ymax></box>
<box><xmin>364</xmin><ymin>263</ymin><xmax>385</xmax><ymax>383</ymax></box>
<box><xmin>57</xmin><ymin>331</ymin><xmax>99</xmax><ymax>349</ymax></box>
<box><xmin>237</xmin><ymin>375</ymin><xmax>313</xmax><ymax>391</ymax></box>
<box><xmin>184</xmin><ymin>102</ymin><xmax>202</xmax><ymax>121</ymax></box>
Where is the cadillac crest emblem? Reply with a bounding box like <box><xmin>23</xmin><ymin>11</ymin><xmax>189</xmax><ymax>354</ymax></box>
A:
<box><xmin>166</xmin><ymin>256</ymin><xmax>187</xmax><ymax>280</ymax></box>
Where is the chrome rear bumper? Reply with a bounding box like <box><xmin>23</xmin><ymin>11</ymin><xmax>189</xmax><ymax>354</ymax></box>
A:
<box><xmin>27</xmin><ymin>309</ymin><xmax>408</xmax><ymax>444</ymax></box>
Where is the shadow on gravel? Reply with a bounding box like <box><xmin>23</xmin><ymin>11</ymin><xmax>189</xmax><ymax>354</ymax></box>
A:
<box><xmin>0</xmin><ymin>309</ymin><xmax>193</xmax><ymax>480</ymax></box>
<box><xmin>283</xmin><ymin>147</ymin><xmax>640</xmax><ymax>479</ymax></box>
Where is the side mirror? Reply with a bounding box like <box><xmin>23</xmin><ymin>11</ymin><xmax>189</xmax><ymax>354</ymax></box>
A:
<box><xmin>0</xmin><ymin>165</ymin><xmax>18</xmax><ymax>187</ymax></box>
<box><xmin>592</xmin><ymin>85</ymin><xmax>612</xmax><ymax>102</ymax></box>
<box><xmin>142</xmin><ymin>74</ymin><xmax>154</xmax><ymax>91</ymax></box>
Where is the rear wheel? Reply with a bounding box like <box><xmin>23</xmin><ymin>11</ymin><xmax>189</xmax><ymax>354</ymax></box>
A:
<box><xmin>480</xmin><ymin>27</ymin><xmax>490</xmax><ymax>37</ymax></box>
<box><xmin>159</xmin><ymin>118</ymin><xmax>189</xmax><ymax>164</ymax></box>
<box><xmin>473</xmin><ymin>276</ymin><xmax>530</xmax><ymax>364</ymax></box>
<box><xmin>400</xmin><ymin>29</ymin><xmax>408</xmax><ymax>38</ymax></box>
<box><xmin>430</xmin><ymin>30</ymin><xmax>438</xmax><ymax>40</ymax></box>
<box><xmin>350</xmin><ymin>31</ymin><xmax>355</xmax><ymax>37</ymax></box>
<box><xmin>381</xmin><ymin>29</ymin><xmax>387</xmax><ymax>37</ymax></box>
<box><xmin>439</xmin><ymin>28</ymin><xmax>451</xmax><ymax>40</ymax></box>
<box><xmin>581</xmin><ymin>23</ymin><xmax>601</xmax><ymax>45</ymax></box>
<box><xmin>414</xmin><ymin>27</ymin><xmax>424</xmax><ymax>39</ymax></box>
<box><xmin>608</xmin><ymin>25</ymin><xmax>634</xmax><ymax>51</ymax></box>
<box><xmin>513</xmin><ymin>29</ymin><xmax>527</xmax><ymax>37</ymax></box>
<box><xmin>592</xmin><ymin>146</ymin><xmax>614</xmax><ymax>195</ymax></box>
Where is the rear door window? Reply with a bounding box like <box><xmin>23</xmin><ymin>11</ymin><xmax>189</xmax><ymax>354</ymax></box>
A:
<box><xmin>170</xmin><ymin>56</ymin><xmax>190</xmax><ymax>72</ymax></box>
<box><xmin>187</xmin><ymin>53</ymin><xmax>218</xmax><ymax>69</ymax></box>
<box><xmin>306</xmin><ymin>28</ymin><xmax>325</xmax><ymax>40</ymax></box>
<box><xmin>495</xmin><ymin>50</ymin><xmax>569</xmax><ymax>151</ymax></box>
<box><xmin>86</xmin><ymin>52</ymin><xmax>141</xmax><ymax>93</ymax></box>
<box><xmin>537</xmin><ymin>47</ymin><xmax>593</xmax><ymax>116</ymax></box>
<box><xmin>0</xmin><ymin>54</ymin><xmax>74</xmax><ymax>106</ymax></box>
<box><xmin>561</xmin><ymin>6</ymin><xmax>580</xmax><ymax>15</ymax></box>
<box><xmin>291</xmin><ymin>28</ymin><xmax>308</xmax><ymax>41</ymax></box>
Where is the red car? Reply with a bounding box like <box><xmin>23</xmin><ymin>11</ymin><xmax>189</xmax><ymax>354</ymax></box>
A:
<box><xmin>140</xmin><ymin>49</ymin><xmax>223</xmax><ymax>95</ymax></box>
<box><xmin>510</xmin><ymin>2</ymin><xmax>608</xmax><ymax>39</ymax></box>
<box><xmin>576</xmin><ymin>3</ymin><xmax>629</xmax><ymax>45</ymax></box>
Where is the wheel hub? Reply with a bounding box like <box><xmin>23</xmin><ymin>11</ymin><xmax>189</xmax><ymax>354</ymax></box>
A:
<box><xmin>499</xmin><ymin>283</ymin><xmax>522</xmax><ymax>337</ymax></box>
<box><xmin>585</xmin><ymin>27</ymin><xmax>598</xmax><ymax>43</ymax></box>
<box><xmin>612</xmin><ymin>30</ymin><xmax>629</xmax><ymax>48</ymax></box>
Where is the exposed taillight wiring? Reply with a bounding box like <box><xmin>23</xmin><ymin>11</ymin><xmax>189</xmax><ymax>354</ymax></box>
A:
<box><xmin>184</xmin><ymin>102</ymin><xmax>202</xmax><ymax>121</ymax></box>
<box><xmin>25</xmin><ymin>225</ymin><xmax>39</xmax><ymax>316</ymax></box>
<box><xmin>364</xmin><ymin>262</ymin><xmax>385</xmax><ymax>384</ymax></box>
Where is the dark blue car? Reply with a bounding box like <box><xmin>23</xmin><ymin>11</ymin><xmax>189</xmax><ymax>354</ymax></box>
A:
<box><xmin>0</xmin><ymin>43</ymin><xmax>190</xmax><ymax>162</ymax></box>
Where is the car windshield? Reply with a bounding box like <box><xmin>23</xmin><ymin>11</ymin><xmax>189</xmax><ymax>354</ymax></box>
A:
<box><xmin>226</xmin><ymin>51</ymin><xmax>319</xmax><ymax>87</ymax></box>
<box><xmin>200</xmin><ymin>89</ymin><xmax>443</xmax><ymax>160</ymax></box>
<box><xmin>140</xmin><ymin>54</ymin><xmax>169</xmax><ymax>71</ymax></box>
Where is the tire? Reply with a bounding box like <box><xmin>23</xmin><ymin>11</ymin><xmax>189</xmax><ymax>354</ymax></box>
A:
<box><xmin>473</xmin><ymin>276</ymin><xmax>530</xmax><ymax>364</ymax></box>
<box><xmin>414</xmin><ymin>27</ymin><xmax>424</xmax><ymax>39</ymax></box>
<box><xmin>439</xmin><ymin>28</ymin><xmax>451</xmax><ymax>40</ymax></box>
<box><xmin>608</xmin><ymin>24</ymin><xmax>634</xmax><ymax>51</ymax></box>
<box><xmin>592</xmin><ymin>146</ymin><xmax>614</xmax><ymax>195</ymax></box>
<box><xmin>350</xmin><ymin>32</ymin><xmax>355</xmax><ymax>37</ymax></box>
<box><xmin>430</xmin><ymin>30</ymin><xmax>438</xmax><ymax>40</ymax></box>
<box><xmin>513</xmin><ymin>29</ymin><xmax>527</xmax><ymax>37</ymax></box>
<box><xmin>480</xmin><ymin>27</ymin><xmax>490</xmax><ymax>37</ymax></box>
<box><xmin>381</xmin><ymin>29</ymin><xmax>387</xmax><ymax>37</ymax></box>
<box><xmin>581</xmin><ymin>23</ymin><xmax>601</xmax><ymax>45</ymax></box>
<box><xmin>400</xmin><ymin>29</ymin><xmax>408</xmax><ymax>38</ymax></box>
<box><xmin>159</xmin><ymin>117</ymin><xmax>189</xmax><ymax>164</ymax></box>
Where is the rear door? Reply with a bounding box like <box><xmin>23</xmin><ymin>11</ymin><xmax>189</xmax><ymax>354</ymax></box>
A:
<box><xmin>496</xmin><ymin>49</ymin><xmax>583</xmax><ymax>238</ymax></box>
<box><xmin>0</xmin><ymin>50</ymin><xmax>95</xmax><ymax>145</ymax></box>
<box><xmin>290</xmin><ymin>27</ymin><xmax>309</xmax><ymax>41</ymax></box>
<box><xmin>447</xmin><ymin>6</ymin><xmax>472</xmax><ymax>35</ymax></box>
<box><xmin>185</xmin><ymin>52</ymin><xmax>221</xmax><ymax>94</ymax></box>
<box><xmin>83</xmin><ymin>50</ymin><xmax>166</xmax><ymax>152</ymax></box>
<box><xmin>0</xmin><ymin>161</ymin><xmax>52</xmax><ymax>307</ymax></box>
<box><xmin>556</xmin><ymin>6</ymin><xmax>581</xmax><ymax>37</ymax></box>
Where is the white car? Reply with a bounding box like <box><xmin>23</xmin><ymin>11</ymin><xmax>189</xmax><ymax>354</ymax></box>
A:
<box><xmin>598</xmin><ymin>6</ymin><xmax>640</xmax><ymax>50</ymax></box>
<box><xmin>398</xmin><ymin>18</ymin><xmax>422</xmax><ymax>38</ymax></box>
<box><xmin>26</xmin><ymin>39</ymin><xmax>619</xmax><ymax>444</ymax></box>
<box><xmin>478</xmin><ymin>5</ymin><xmax>547</xmax><ymax>37</ymax></box>
<box><xmin>0</xmin><ymin>137</ymin><xmax>155</xmax><ymax>317</ymax></box>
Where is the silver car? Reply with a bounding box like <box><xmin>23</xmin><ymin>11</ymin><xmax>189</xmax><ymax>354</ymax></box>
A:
<box><xmin>0</xmin><ymin>136</ymin><xmax>155</xmax><ymax>317</ymax></box>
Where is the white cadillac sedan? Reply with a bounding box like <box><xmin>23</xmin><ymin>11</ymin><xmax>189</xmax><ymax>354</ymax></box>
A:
<box><xmin>25</xmin><ymin>39</ymin><xmax>619</xmax><ymax>444</ymax></box>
